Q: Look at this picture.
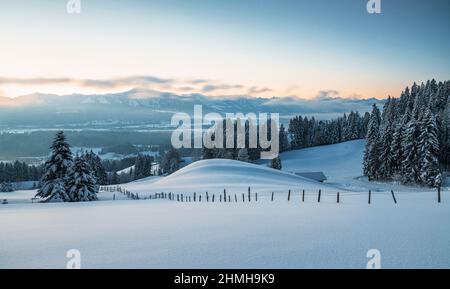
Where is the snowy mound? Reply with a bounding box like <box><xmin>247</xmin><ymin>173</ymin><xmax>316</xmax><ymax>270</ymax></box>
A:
<box><xmin>123</xmin><ymin>158</ymin><xmax>345</xmax><ymax>195</ymax></box>
<box><xmin>279</xmin><ymin>139</ymin><xmax>365</xmax><ymax>181</ymax></box>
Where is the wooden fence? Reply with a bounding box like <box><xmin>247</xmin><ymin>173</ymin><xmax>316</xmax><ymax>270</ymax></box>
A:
<box><xmin>99</xmin><ymin>185</ymin><xmax>444</xmax><ymax>204</ymax></box>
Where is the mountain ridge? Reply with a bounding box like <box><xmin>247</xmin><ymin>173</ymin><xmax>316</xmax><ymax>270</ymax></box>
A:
<box><xmin>0</xmin><ymin>88</ymin><xmax>385</xmax><ymax>129</ymax></box>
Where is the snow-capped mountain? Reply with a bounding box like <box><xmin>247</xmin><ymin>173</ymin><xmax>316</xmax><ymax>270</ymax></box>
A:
<box><xmin>0</xmin><ymin>88</ymin><xmax>384</xmax><ymax>129</ymax></box>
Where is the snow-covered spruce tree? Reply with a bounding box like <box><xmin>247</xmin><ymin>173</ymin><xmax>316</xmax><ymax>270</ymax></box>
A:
<box><xmin>379</xmin><ymin>123</ymin><xmax>394</xmax><ymax>179</ymax></box>
<box><xmin>378</xmin><ymin>98</ymin><xmax>396</xmax><ymax>179</ymax></box>
<box><xmin>401</xmin><ymin>87</ymin><xmax>428</xmax><ymax>185</ymax></box>
<box><xmin>35</xmin><ymin>131</ymin><xmax>73</xmax><ymax>202</ymax></box>
<box><xmin>419</xmin><ymin>109</ymin><xmax>442</xmax><ymax>187</ymax></box>
<box><xmin>84</xmin><ymin>151</ymin><xmax>107</xmax><ymax>185</ymax></box>
<box><xmin>66</xmin><ymin>155</ymin><xmax>98</xmax><ymax>202</ymax></box>
<box><xmin>363</xmin><ymin>104</ymin><xmax>381</xmax><ymax>180</ymax></box>
<box><xmin>401</xmin><ymin>119</ymin><xmax>421</xmax><ymax>184</ymax></box>
<box><xmin>390</xmin><ymin>115</ymin><xmax>408</xmax><ymax>176</ymax></box>
<box><xmin>278</xmin><ymin>124</ymin><xmax>290</xmax><ymax>153</ymax></box>
<box><xmin>269</xmin><ymin>156</ymin><xmax>282</xmax><ymax>170</ymax></box>
<box><xmin>161</xmin><ymin>148</ymin><xmax>181</xmax><ymax>174</ymax></box>
<box><xmin>438</xmin><ymin>95</ymin><xmax>450</xmax><ymax>170</ymax></box>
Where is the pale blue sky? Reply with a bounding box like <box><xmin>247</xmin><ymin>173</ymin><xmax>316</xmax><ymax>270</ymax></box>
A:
<box><xmin>0</xmin><ymin>0</ymin><xmax>449</xmax><ymax>99</ymax></box>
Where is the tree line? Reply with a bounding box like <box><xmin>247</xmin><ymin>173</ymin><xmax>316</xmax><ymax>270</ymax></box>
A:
<box><xmin>201</xmin><ymin>111</ymin><xmax>370</xmax><ymax>161</ymax></box>
<box><xmin>288</xmin><ymin>111</ymin><xmax>369</xmax><ymax>150</ymax></box>
<box><xmin>364</xmin><ymin>79</ymin><xmax>450</xmax><ymax>187</ymax></box>
<box><xmin>0</xmin><ymin>161</ymin><xmax>43</xmax><ymax>183</ymax></box>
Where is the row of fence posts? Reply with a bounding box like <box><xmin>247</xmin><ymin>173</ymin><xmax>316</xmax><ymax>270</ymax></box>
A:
<box><xmin>164</xmin><ymin>188</ymin><xmax>260</xmax><ymax>203</ymax></box>
<box><xmin>100</xmin><ymin>185</ymin><xmax>142</xmax><ymax>200</ymax></box>
<box><xmin>160</xmin><ymin>187</ymin><xmax>398</xmax><ymax>204</ymax></box>
<box><xmin>100</xmin><ymin>185</ymin><xmax>443</xmax><ymax>204</ymax></box>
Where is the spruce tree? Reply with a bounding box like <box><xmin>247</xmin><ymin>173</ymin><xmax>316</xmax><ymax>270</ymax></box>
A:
<box><xmin>379</xmin><ymin>122</ymin><xmax>394</xmax><ymax>179</ymax></box>
<box><xmin>278</xmin><ymin>124</ymin><xmax>290</xmax><ymax>152</ymax></box>
<box><xmin>35</xmin><ymin>131</ymin><xmax>73</xmax><ymax>202</ymax></box>
<box><xmin>401</xmin><ymin>119</ymin><xmax>421</xmax><ymax>184</ymax></box>
<box><xmin>419</xmin><ymin>109</ymin><xmax>442</xmax><ymax>187</ymax></box>
<box><xmin>84</xmin><ymin>151</ymin><xmax>107</xmax><ymax>185</ymax></box>
<box><xmin>390</xmin><ymin>118</ymin><xmax>406</xmax><ymax>176</ymax></box>
<box><xmin>66</xmin><ymin>155</ymin><xmax>99</xmax><ymax>202</ymax></box>
<box><xmin>363</xmin><ymin>104</ymin><xmax>381</xmax><ymax>180</ymax></box>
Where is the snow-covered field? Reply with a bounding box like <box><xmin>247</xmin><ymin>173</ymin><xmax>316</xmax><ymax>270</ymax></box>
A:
<box><xmin>1</xmin><ymin>140</ymin><xmax>449</xmax><ymax>268</ymax></box>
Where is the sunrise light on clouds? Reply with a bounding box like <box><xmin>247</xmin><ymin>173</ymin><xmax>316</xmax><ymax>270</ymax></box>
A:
<box><xmin>0</xmin><ymin>0</ymin><xmax>449</xmax><ymax>100</ymax></box>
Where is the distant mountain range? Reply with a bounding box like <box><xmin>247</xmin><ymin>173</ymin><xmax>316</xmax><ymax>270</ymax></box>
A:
<box><xmin>0</xmin><ymin>88</ymin><xmax>384</xmax><ymax>130</ymax></box>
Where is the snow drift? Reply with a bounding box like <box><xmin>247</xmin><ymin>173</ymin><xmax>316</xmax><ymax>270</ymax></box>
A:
<box><xmin>122</xmin><ymin>158</ymin><xmax>347</xmax><ymax>196</ymax></box>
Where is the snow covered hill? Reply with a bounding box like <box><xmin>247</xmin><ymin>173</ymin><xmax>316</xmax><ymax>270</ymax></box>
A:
<box><xmin>1</xmin><ymin>140</ymin><xmax>449</xmax><ymax>269</ymax></box>
<box><xmin>122</xmin><ymin>140</ymin><xmax>447</xmax><ymax>197</ymax></box>
<box><xmin>121</xmin><ymin>158</ymin><xmax>348</xmax><ymax>198</ymax></box>
<box><xmin>278</xmin><ymin>139</ymin><xmax>364</xmax><ymax>182</ymax></box>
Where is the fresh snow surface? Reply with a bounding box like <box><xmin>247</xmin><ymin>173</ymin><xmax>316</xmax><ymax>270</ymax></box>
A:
<box><xmin>1</xmin><ymin>140</ymin><xmax>449</xmax><ymax>268</ymax></box>
<box><xmin>278</xmin><ymin>140</ymin><xmax>364</xmax><ymax>183</ymax></box>
<box><xmin>121</xmin><ymin>158</ymin><xmax>347</xmax><ymax>197</ymax></box>
<box><xmin>1</xmin><ymin>192</ymin><xmax>449</xmax><ymax>269</ymax></box>
<box><xmin>268</xmin><ymin>139</ymin><xmax>450</xmax><ymax>193</ymax></box>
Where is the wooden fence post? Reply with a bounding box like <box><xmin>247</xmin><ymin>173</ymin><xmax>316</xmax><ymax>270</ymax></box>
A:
<box><xmin>220</xmin><ymin>195</ymin><xmax>222</xmax><ymax>202</ymax></box>
<box><xmin>248</xmin><ymin>187</ymin><xmax>251</xmax><ymax>202</ymax></box>
<box><xmin>318</xmin><ymin>189</ymin><xmax>321</xmax><ymax>203</ymax></box>
<box><xmin>212</xmin><ymin>194</ymin><xmax>215</xmax><ymax>202</ymax></box>
<box><xmin>235</xmin><ymin>194</ymin><xmax>237</xmax><ymax>202</ymax></box>
<box><xmin>271</xmin><ymin>192</ymin><xmax>274</xmax><ymax>201</ymax></box>
<box><xmin>255</xmin><ymin>192</ymin><xmax>258</xmax><ymax>202</ymax></box>
<box><xmin>194</xmin><ymin>192</ymin><xmax>196</xmax><ymax>202</ymax></box>
<box><xmin>438</xmin><ymin>187</ymin><xmax>441</xmax><ymax>203</ymax></box>
<box><xmin>199</xmin><ymin>195</ymin><xmax>202</xmax><ymax>202</ymax></box>
<box><xmin>288</xmin><ymin>189</ymin><xmax>291</xmax><ymax>201</ymax></box>
<box><xmin>302</xmin><ymin>190</ymin><xmax>305</xmax><ymax>202</ymax></box>
<box><xmin>228</xmin><ymin>195</ymin><xmax>231</xmax><ymax>202</ymax></box>
<box><xmin>368</xmin><ymin>190</ymin><xmax>371</xmax><ymax>205</ymax></box>
<box><xmin>391</xmin><ymin>190</ymin><xmax>397</xmax><ymax>204</ymax></box>
<box><xmin>224</xmin><ymin>189</ymin><xmax>227</xmax><ymax>203</ymax></box>
<box><xmin>242</xmin><ymin>193</ymin><xmax>245</xmax><ymax>202</ymax></box>
<box><xmin>337</xmin><ymin>192</ymin><xmax>339</xmax><ymax>203</ymax></box>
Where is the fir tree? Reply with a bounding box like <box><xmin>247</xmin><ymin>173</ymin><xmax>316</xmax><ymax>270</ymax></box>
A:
<box><xmin>66</xmin><ymin>155</ymin><xmax>98</xmax><ymax>202</ymax></box>
<box><xmin>379</xmin><ymin>122</ymin><xmax>394</xmax><ymax>179</ymax></box>
<box><xmin>161</xmin><ymin>148</ymin><xmax>181</xmax><ymax>174</ymax></box>
<box><xmin>278</xmin><ymin>124</ymin><xmax>290</xmax><ymax>152</ymax></box>
<box><xmin>85</xmin><ymin>151</ymin><xmax>107</xmax><ymax>185</ymax></box>
<box><xmin>401</xmin><ymin>119</ymin><xmax>421</xmax><ymax>184</ymax></box>
<box><xmin>419</xmin><ymin>109</ymin><xmax>442</xmax><ymax>187</ymax></box>
<box><xmin>363</xmin><ymin>104</ymin><xmax>381</xmax><ymax>180</ymax></box>
<box><xmin>35</xmin><ymin>131</ymin><xmax>73</xmax><ymax>202</ymax></box>
<box><xmin>111</xmin><ymin>171</ymin><xmax>119</xmax><ymax>184</ymax></box>
<box><xmin>390</xmin><ymin>118</ymin><xmax>406</xmax><ymax>175</ymax></box>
